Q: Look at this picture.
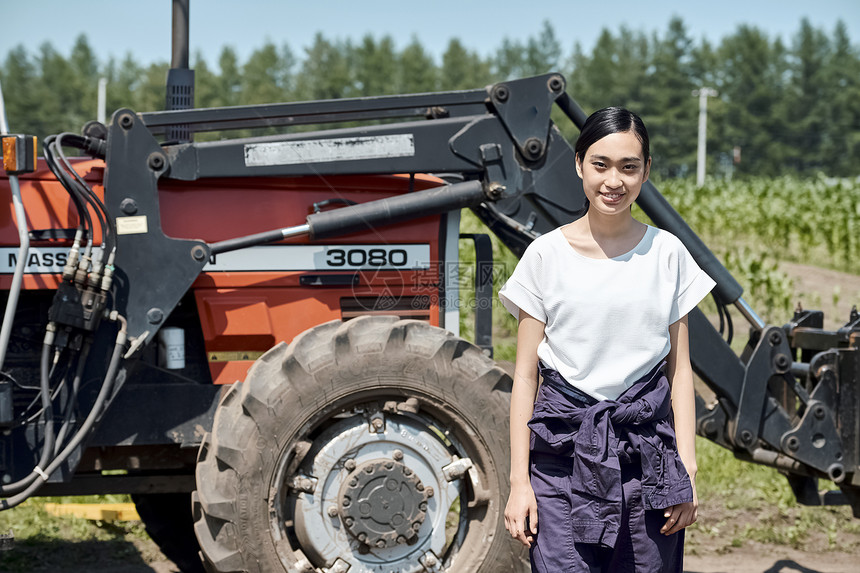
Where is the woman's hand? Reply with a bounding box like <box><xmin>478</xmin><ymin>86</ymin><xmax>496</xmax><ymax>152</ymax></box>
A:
<box><xmin>505</xmin><ymin>481</ymin><xmax>538</xmax><ymax>547</ymax></box>
<box><xmin>661</xmin><ymin>475</ymin><xmax>698</xmax><ymax>535</ymax></box>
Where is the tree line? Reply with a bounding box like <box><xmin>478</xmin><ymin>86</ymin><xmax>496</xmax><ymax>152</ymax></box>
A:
<box><xmin>1</xmin><ymin>17</ymin><xmax>858</xmax><ymax>179</ymax></box>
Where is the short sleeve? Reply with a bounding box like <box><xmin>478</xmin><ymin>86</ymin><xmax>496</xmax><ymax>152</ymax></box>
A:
<box><xmin>669</xmin><ymin>242</ymin><xmax>717</xmax><ymax>324</ymax></box>
<box><xmin>499</xmin><ymin>241</ymin><xmax>547</xmax><ymax>323</ymax></box>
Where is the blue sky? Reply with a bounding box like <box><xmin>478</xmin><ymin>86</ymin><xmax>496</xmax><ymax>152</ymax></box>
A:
<box><xmin>1</xmin><ymin>0</ymin><xmax>858</xmax><ymax>66</ymax></box>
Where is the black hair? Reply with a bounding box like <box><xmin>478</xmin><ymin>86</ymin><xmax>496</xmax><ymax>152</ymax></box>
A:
<box><xmin>574</xmin><ymin>107</ymin><xmax>650</xmax><ymax>162</ymax></box>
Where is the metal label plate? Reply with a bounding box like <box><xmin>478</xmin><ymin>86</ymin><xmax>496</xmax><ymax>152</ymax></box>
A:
<box><xmin>0</xmin><ymin>244</ymin><xmax>431</xmax><ymax>273</ymax></box>
<box><xmin>244</xmin><ymin>134</ymin><xmax>415</xmax><ymax>166</ymax></box>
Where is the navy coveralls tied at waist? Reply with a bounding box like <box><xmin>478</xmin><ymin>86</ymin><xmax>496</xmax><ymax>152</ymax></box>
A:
<box><xmin>528</xmin><ymin>362</ymin><xmax>693</xmax><ymax>548</ymax></box>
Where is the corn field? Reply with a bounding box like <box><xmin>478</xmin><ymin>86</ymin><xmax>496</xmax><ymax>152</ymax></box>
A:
<box><xmin>660</xmin><ymin>176</ymin><xmax>860</xmax><ymax>275</ymax></box>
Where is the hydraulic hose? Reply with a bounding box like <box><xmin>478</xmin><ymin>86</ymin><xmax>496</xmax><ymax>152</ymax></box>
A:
<box><xmin>53</xmin><ymin>341</ymin><xmax>91</xmax><ymax>456</ymax></box>
<box><xmin>0</xmin><ymin>316</ymin><xmax>127</xmax><ymax>510</ymax></box>
<box><xmin>55</xmin><ymin>133</ymin><xmax>113</xmax><ymax>251</ymax></box>
<box><xmin>0</xmin><ymin>78</ymin><xmax>31</xmax><ymax>373</ymax></box>
<box><xmin>44</xmin><ymin>136</ymin><xmax>93</xmax><ymax>259</ymax></box>
<box><xmin>0</xmin><ymin>331</ymin><xmax>56</xmax><ymax>495</ymax></box>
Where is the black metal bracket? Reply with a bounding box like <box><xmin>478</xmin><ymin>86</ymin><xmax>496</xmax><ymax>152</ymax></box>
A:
<box><xmin>103</xmin><ymin>109</ymin><xmax>210</xmax><ymax>344</ymax></box>
<box><xmin>777</xmin><ymin>351</ymin><xmax>847</xmax><ymax>482</ymax></box>
<box><xmin>459</xmin><ymin>234</ymin><xmax>493</xmax><ymax>357</ymax></box>
<box><xmin>734</xmin><ymin>326</ymin><xmax>794</xmax><ymax>449</ymax></box>
<box><xmin>487</xmin><ymin>73</ymin><xmax>566</xmax><ymax>161</ymax></box>
<box><xmin>696</xmin><ymin>393</ymin><xmax>731</xmax><ymax>449</ymax></box>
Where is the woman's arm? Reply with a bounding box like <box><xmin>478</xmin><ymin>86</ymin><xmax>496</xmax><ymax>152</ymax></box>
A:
<box><xmin>662</xmin><ymin>313</ymin><xmax>699</xmax><ymax>535</ymax></box>
<box><xmin>504</xmin><ymin>310</ymin><xmax>545</xmax><ymax>547</ymax></box>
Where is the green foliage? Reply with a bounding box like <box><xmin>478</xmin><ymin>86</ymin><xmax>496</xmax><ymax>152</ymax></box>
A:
<box><xmin>0</xmin><ymin>496</ymin><xmax>153</xmax><ymax>573</ymax></box>
<box><xmin>659</xmin><ymin>176</ymin><xmax>860</xmax><ymax>275</ymax></box>
<box><xmin>1</xmin><ymin>17</ymin><xmax>857</xmax><ymax>178</ymax></box>
<box><xmin>398</xmin><ymin>38</ymin><xmax>438</xmax><ymax>93</ymax></box>
<box><xmin>0</xmin><ymin>495</ymin><xmax>130</xmax><ymax>541</ymax></box>
<box><xmin>495</xmin><ymin>20</ymin><xmax>561</xmax><ymax>79</ymax></box>
<box><xmin>654</xmin><ymin>175</ymin><xmax>860</xmax><ymax>322</ymax></box>
<box><xmin>440</xmin><ymin>39</ymin><xmax>491</xmax><ymax>91</ymax></box>
<box><xmin>722</xmin><ymin>248</ymin><xmax>795</xmax><ymax>321</ymax></box>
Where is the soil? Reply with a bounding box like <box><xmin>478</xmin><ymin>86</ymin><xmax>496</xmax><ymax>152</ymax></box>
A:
<box><xmin>780</xmin><ymin>261</ymin><xmax>860</xmax><ymax>329</ymax></box>
<box><xmin>4</xmin><ymin>531</ymin><xmax>858</xmax><ymax>572</ymax></box>
<box><xmin>684</xmin><ymin>545</ymin><xmax>859</xmax><ymax>573</ymax></box>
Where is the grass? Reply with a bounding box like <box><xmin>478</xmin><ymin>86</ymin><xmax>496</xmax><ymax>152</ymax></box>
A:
<box><xmin>0</xmin><ymin>495</ymin><xmax>156</xmax><ymax>573</ymax></box>
<box><xmin>688</xmin><ymin>437</ymin><xmax>860</xmax><ymax>555</ymax></box>
<box><xmin>0</xmin><ymin>494</ymin><xmax>134</xmax><ymax>540</ymax></box>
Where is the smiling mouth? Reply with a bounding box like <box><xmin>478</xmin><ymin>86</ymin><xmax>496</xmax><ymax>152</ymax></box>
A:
<box><xmin>599</xmin><ymin>191</ymin><xmax>625</xmax><ymax>201</ymax></box>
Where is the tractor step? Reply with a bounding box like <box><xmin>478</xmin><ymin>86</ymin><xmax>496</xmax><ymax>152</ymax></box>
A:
<box><xmin>44</xmin><ymin>502</ymin><xmax>140</xmax><ymax>522</ymax></box>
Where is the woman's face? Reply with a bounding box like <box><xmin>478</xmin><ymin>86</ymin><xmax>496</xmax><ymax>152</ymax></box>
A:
<box><xmin>575</xmin><ymin>130</ymin><xmax>651</xmax><ymax>217</ymax></box>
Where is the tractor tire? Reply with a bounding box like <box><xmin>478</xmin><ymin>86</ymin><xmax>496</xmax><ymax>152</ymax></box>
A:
<box><xmin>193</xmin><ymin>316</ymin><xmax>527</xmax><ymax>573</ymax></box>
<box><xmin>132</xmin><ymin>492</ymin><xmax>206</xmax><ymax>573</ymax></box>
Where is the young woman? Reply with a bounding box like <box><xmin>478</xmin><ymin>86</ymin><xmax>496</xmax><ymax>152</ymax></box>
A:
<box><xmin>499</xmin><ymin>107</ymin><xmax>714</xmax><ymax>572</ymax></box>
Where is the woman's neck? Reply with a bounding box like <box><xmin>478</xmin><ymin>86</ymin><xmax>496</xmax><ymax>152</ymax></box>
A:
<box><xmin>584</xmin><ymin>208</ymin><xmax>640</xmax><ymax>241</ymax></box>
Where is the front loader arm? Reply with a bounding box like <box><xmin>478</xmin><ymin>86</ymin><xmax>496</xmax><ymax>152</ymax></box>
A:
<box><xmin>4</xmin><ymin>73</ymin><xmax>857</xmax><ymax>515</ymax></box>
<box><xmin>137</xmin><ymin>74</ymin><xmax>857</xmax><ymax>514</ymax></box>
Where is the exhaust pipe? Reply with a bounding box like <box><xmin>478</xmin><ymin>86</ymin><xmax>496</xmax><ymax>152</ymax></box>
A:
<box><xmin>165</xmin><ymin>0</ymin><xmax>194</xmax><ymax>141</ymax></box>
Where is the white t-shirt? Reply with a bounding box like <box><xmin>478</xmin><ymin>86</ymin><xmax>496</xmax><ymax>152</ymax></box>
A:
<box><xmin>499</xmin><ymin>225</ymin><xmax>716</xmax><ymax>401</ymax></box>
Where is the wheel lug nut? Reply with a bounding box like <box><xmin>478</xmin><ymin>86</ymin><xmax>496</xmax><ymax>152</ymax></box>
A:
<box><xmin>396</xmin><ymin>535</ymin><xmax>407</xmax><ymax>544</ymax></box>
<box><xmin>328</xmin><ymin>506</ymin><xmax>338</xmax><ymax>517</ymax></box>
<box><xmin>345</xmin><ymin>459</ymin><xmax>356</xmax><ymax>471</ymax></box>
<box><xmin>344</xmin><ymin>517</ymin><xmax>355</xmax><ymax>527</ymax></box>
<box><xmin>393</xmin><ymin>449</ymin><xmax>403</xmax><ymax>460</ymax></box>
<box><xmin>357</xmin><ymin>532</ymin><xmax>366</xmax><ymax>542</ymax></box>
<box><xmin>375</xmin><ymin>539</ymin><xmax>386</xmax><ymax>549</ymax></box>
<box><xmin>425</xmin><ymin>486</ymin><xmax>434</xmax><ymax>498</ymax></box>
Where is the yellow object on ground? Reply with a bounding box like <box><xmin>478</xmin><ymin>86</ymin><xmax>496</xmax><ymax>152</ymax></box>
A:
<box><xmin>44</xmin><ymin>502</ymin><xmax>140</xmax><ymax>522</ymax></box>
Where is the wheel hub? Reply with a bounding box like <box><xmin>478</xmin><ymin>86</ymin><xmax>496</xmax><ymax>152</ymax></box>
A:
<box><xmin>339</xmin><ymin>459</ymin><xmax>430</xmax><ymax>548</ymax></box>
<box><xmin>288</xmin><ymin>413</ymin><xmax>461</xmax><ymax>572</ymax></box>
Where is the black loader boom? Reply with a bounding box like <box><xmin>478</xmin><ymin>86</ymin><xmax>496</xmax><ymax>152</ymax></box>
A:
<box><xmin>134</xmin><ymin>72</ymin><xmax>858</xmax><ymax>512</ymax></box>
